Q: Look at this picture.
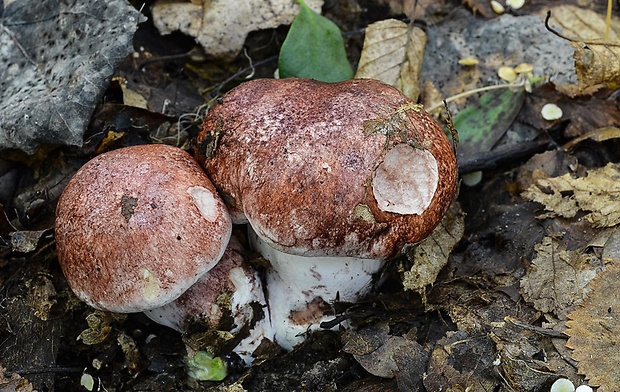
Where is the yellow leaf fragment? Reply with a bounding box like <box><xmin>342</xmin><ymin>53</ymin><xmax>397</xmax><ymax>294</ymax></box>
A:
<box><xmin>520</xmin><ymin>237</ymin><xmax>600</xmax><ymax>318</ymax></box>
<box><xmin>566</xmin><ymin>262</ymin><xmax>620</xmax><ymax>391</ymax></box>
<box><xmin>522</xmin><ymin>163</ymin><xmax>620</xmax><ymax>228</ymax></box>
<box><xmin>355</xmin><ymin>19</ymin><xmax>426</xmax><ymax>101</ymax></box>
<box><xmin>402</xmin><ymin>203</ymin><xmax>464</xmax><ymax>301</ymax></box>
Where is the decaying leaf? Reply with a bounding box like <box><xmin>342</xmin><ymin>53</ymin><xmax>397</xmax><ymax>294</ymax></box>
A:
<box><xmin>0</xmin><ymin>0</ymin><xmax>145</xmax><ymax>154</ymax></box>
<box><xmin>520</xmin><ymin>236</ymin><xmax>601</xmax><ymax>319</ymax></box>
<box><xmin>382</xmin><ymin>0</ymin><xmax>452</xmax><ymax>21</ymax></box>
<box><xmin>0</xmin><ymin>366</ymin><xmax>35</xmax><ymax>392</ymax></box>
<box><xmin>454</xmin><ymin>88</ymin><xmax>525</xmax><ymax>160</ymax></box>
<box><xmin>424</xmin><ymin>331</ymin><xmax>497</xmax><ymax>391</ymax></box>
<box><xmin>490</xmin><ymin>324</ymin><xmax>558</xmax><ymax>391</ymax></box>
<box><xmin>547</xmin><ymin>5</ymin><xmax>620</xmax><ymax>90</ymax></box>
<box><xmin>77</xmin><ymin>311</ymin><xmax>125</xmax><ymax>345</ymax></box>
<box><xmin>402</xmin><ymin>203</ymin><xmax>464</xmax><ymax>300</ymax></box>
<box><xmin>566</xmin><ymin>261</ymin><xmax>620</xmax><ymax>391</ymax></box>
<box><xmin>27</xmin><ymin>273</ymin><xmax>56</xmax><ymax>321</ymax></box>
<box><xmin>523</xmin><ymin>163</ymin><xmax>620</xmax><ymax>228</ymax></box>
<box><xmin>9</xmin><ymin>230</ymin><xmax>46</xmax><ymax>253</ymax></box>
<box><xmin>151</xmin><ymin>0</ymin><xmax>323</xmax><ymax>60</ymax></box>
<box><xmin>355</xmin><ymin>19</ymin><xmax>426</xmax><ymax>101</ymax></box>
<box><xmin>341</xmin><ymin>323</ymin><xmax>427</xmax><ymax>389</ymax></box>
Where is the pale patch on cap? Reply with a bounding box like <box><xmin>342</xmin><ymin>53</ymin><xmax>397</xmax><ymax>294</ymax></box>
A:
<box><xmin>372</xmin><ymin>144</ymin><xmax>438</xmax><ymax>215</ymax></box>
<box><xmin>188</xmin><ymin>186</ymin><xmax>220</xmax><ymax>222</ymax></box>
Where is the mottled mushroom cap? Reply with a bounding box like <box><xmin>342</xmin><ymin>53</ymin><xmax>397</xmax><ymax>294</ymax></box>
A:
<box><xmin>55</xmin><ymin>144</ymin><xmax>232</xmax><ymax>313</ymax></box>
<box><xmin>195</xmin><ymin>78</ymin><xmax>457</xmax><ymax>260</ymax></box>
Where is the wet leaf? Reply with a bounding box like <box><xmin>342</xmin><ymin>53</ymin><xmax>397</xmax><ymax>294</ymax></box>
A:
<box><xmin>454</xmin><ymin>88</ymin><xmax>525</xmax><ymax>159</ymax></box>
<box><xmin>566</xmin><ymin>262</ymin><xmax>620</xmax><ymax>391</ymax></box>
<box><xmin>0</xmin><ymin>0</ymin><xmax>145</xmax><ymax>153</ymax></box>
<box><xmin>520</xmin><ymin>236</ymin><xmax>601</xmax><ymax>319</ymax></box>
<box><xmin>522</xmin><ymin>163</ymin><xmax>620</xmax><ymax>228</ymax></box>
<box><xmin>355</xmin><ymin>19</ymin><xmax>426</xmax><ymax>100</ymax></box>
<box><xmin>278</xmin><ymin>0</ymin><xmax>353</xmax><ymax>82</ymax></box>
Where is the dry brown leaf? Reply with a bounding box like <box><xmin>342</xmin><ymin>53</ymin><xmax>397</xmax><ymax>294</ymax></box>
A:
<box><xmin>522</xmin><ymin>163</ymin><xmax>620</xmax><ymax>228</ymax></box>
<box><xmin>565</xmin><ymin>261</ymin><xmax>620</xmax><ymax>391</ymax></box>
<box><xmin>355</xmin><ymin>19</ymin><xmax>426</xmax><ymax>101</ymax></box>
<box><xmin>402</xmin><ymin>203</ymin><xmax>464</xmax><ymax>300</ymax></box>
<box><xmin>382</xmin><ymin>0</ymin><xmax>452</xmax><ymax>20</ymax></box>
<box><xmin>342</xmin><ymin>323</ymin><xmax>427</xmax><ymax>386</ymax></box>
<box><xmin>0</xmin><ymin>367</ymin><xmax>35</xmax><ymax>392</ymax></box>
<box><xmin>563</xmin><ymin>126</ymin><xmax>620</xmax><ymax>151</ymax></box>
<box><xmin>151</xmin><ymin>0</ymin><xmax>323</xmax><ymax>60</ymax></box>
<box><xmin>548</xmin><ymin>5</ymin><xmax>620</xmax><ymax>89</ymax></box>
<box><xmin>520</xmin><ymin>236</ymin><xmax>601</xmax><ymax>319</ymax></box>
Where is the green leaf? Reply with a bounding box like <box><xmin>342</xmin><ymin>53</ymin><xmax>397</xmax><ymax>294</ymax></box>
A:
<box><xmin>454</xmin><ymin>88</ymin><xmax>525</xmax><ymax>158</ymax></box>
<box><xmin>186</xmin><ymin>351</ymin><xmax>228</xmax><ymax>381</ymax></box>
<box><xmin>279</xmin><ymin>0</ymin><xmax>354</xmax><ymax>82</ymax></box>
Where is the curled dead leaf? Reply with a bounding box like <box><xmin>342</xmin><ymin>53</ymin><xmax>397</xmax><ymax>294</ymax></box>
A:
<box><xmin>522</xmin><ymin>163</ymin><xmax>620</xmax><ymax>228</ymax></box>
<box><xmin>355</xmin><ymin>19</ymin><xmax>426</xmax><ymax>101</ymax></box>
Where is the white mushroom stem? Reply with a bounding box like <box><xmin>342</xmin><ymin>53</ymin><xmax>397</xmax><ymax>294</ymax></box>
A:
<box><xmin>249</xmin><ymin>227</ymin><xmax>385</xmax><ymax>350</ymax></box>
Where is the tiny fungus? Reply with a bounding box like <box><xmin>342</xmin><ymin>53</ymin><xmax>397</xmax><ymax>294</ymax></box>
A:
<box><xmin>55</xmin><ymin>144</ymin><xmax>232</xmax><ymax>313</ymax></box>
<box><xmin>196</xmin><ymin>78</ymin><xmax>458</xmax><ymax>349</ymax></box>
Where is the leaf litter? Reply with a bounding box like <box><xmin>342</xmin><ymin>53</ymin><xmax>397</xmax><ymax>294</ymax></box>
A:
<box><xmin>523</xmin><ymin>163</ymin><xmax>620</xmax><ymax>228</ymax></box>
<box><xmin>2</xmin><ymin>1</ymin><xmax>620</xmax><ymax>391</ymax></box>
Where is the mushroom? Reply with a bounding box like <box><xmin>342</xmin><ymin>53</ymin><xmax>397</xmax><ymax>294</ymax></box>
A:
<box><xmin>55</xmin><ymin>144</ymin><xmax>232</xmax><ymax>313</ymax></box>
<box><xmin>195</xmin><ymin>78</ymin><xmax>458</xmax><ymax>349</ymax></box>
<box><xmin>144</xmin><ymin>237</ymin><xmax>273</xmax><ymax>364</ymax></box>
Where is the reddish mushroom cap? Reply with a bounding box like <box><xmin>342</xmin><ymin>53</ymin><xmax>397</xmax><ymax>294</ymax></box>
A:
<box><xmin>55</xmin><ymin>144</ymin><xmax>232</xmax><ymax>313</ymax></box>
<box><xmin>195</xmin><ymin>78</ymin><xmax>457</xmax><ymax>259</ymax></box>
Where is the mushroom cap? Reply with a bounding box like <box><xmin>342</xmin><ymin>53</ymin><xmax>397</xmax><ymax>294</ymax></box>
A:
<box><xmin>55</xmin><ymin>144</ymin><xmax>232</xmax><ymax>313</ymax></box>
<box><xmin>195</xmin><ymin>78</ymin><xmax>457</xmax><ymax>260</ymax></box>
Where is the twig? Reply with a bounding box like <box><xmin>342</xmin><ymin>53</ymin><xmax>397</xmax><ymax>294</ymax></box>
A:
<box><xmin>544</xmin><ymin>10</ymin><xmax>620</xmax><ymax>47</ymax></box>
<box><xmin>505</xmin><ymin>316</ymin><xmax>568</xmax><ymax>338</ymax></box>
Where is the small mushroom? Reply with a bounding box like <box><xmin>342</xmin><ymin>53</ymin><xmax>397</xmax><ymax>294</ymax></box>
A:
<box><xmin>144</xmin><ymin>237</ymin><xmax>272</xmax><ymax>364</ymax></box>
<box><xmin>55</xmin><ymin>144</ymin><xmax>232</xmax><ymax>313</ymax></box>
<box><xmin>196</xmin><ymin>78</ymin><xmax>458</xmax><ymax>349</ymax></box>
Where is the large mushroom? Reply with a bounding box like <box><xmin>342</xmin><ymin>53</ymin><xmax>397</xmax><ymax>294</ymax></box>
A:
<box><xmin>195</xmin><ymin>78</ymin><xmax>458</xmax><ymax>349</ymax></box>
<box><xmin>55</xmin><ymin>144</ymin><xmax>232</xmax><ymax>313</ymax></box>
